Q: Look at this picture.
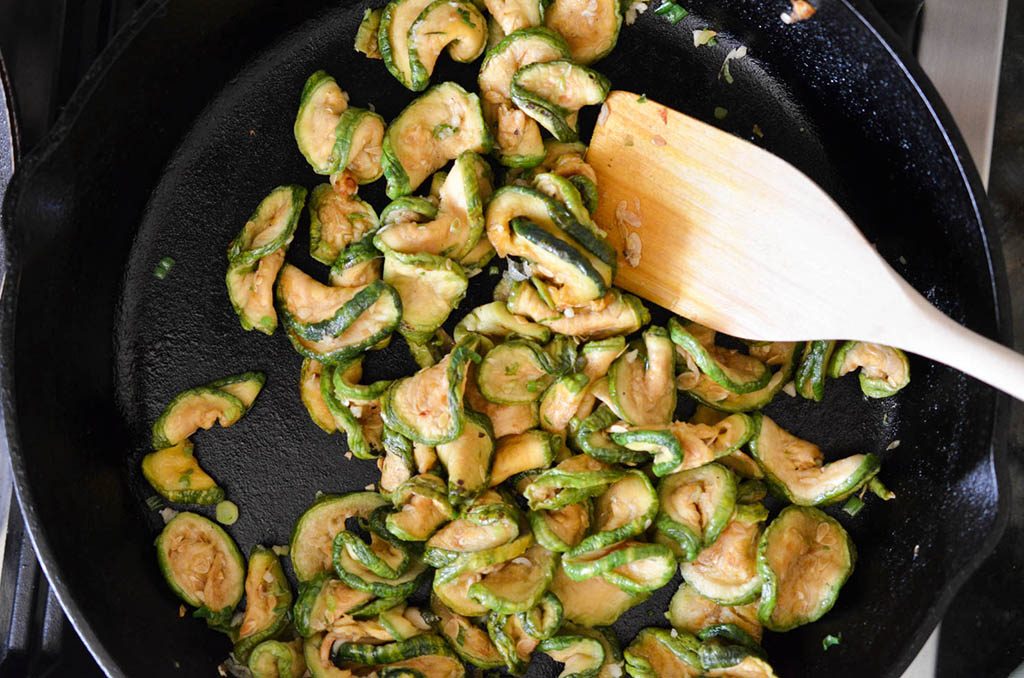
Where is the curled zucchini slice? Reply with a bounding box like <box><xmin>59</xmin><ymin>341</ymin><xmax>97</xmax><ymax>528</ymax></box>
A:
<box><xmin>523</xmin><ymin>454</ymin><xmax>622</xmax><ymax>511</ymax></box>
<box><xmin>155</xmin><ymin>512</ymin><xmax>245</xmax><ymax>623</ymax></box>
<box><xmin>381</xmin><ymin>0</ymin><xmax>487</xmax><ymax>91</ymax></box>
<box><xmin>478</xmin><ymin>27</ymin><xmax>571</xmax><ymax>167</ymax></box>
<box><xmin>571</xmin><ymin>470</ymin><xmax>658</xmax><ymax>553</ymax></box>
<box><xmin>655</xmin><ymin>463</ymin><xmax>738</xmax><ymax>561</ymax></box>
<box><xmin>151</xmin><ymin>386</ymin><xmax>246</xmax><ymax>450</ymax></box>
<box><xmin>290</xmin><ymin>492</ymin><xmax>390</xmax><ymax>581</ymax></box>
<box><xmin>550</xmin><ymin>561</ymin><xmax>648</xmax><ymax>627</ymax></box>
<box><xmin>329</xmin><ymin>237</ymin><xmax>383</xmax><ymax>288</ymax></box>
<box><xmin>376</xmin><ymin>152</ymin><xmax>492</xmax><ymax>261</ymax></box>
<box><xmin>278</xmin><ymin>266</ymin><xmax>399</xmax><ymax>345</ymax></box>
<box><xmin>333</xmin><ymin>107</ymin><xmax>387</xmax><ymax>184</ymax></box>
<box><xmin>704</xmin><ymin>656</ymin><xmax>779</xmax><ymax>678</ymax></box>
<box><xmin>355</xmin><ymin>8</ymin><xmax>383</xmax><ymax>58</ymax></box>
<box><xmin>320</xmin><ymin>363</ymin><xmax>385</xmax><ymax>460</ymax></box>
<box><xmin>469</xmin><ymin>543</ymin><xmax>556</xmax><ymax>613</ymax></box>
<box><xmin>679</xmin><ymin>504</ymin><xmax>767</xmax><ymax>606</ymax></box>
<box><xmin>382</xmin><ymin>82</ymin><xmax>491</xmax><ymax>198</ymax></box>
<box><xmin>624</xmin><ymin>628</ymin><xmax>702</xmax><ymax>678</ymax></box>
<box><xmin>511</xmin><ymin>60</ymin><xmax>610</xmax><ymax>142</ymax></box>
<box><xmin>433</xmin><ymin>535</ymin><xmax>533</xmax><ymax>616</ymax></box>
<box><xmin>539</xmin><ymin>634</ymin><xmax>605</xmax><ymax>678</ymax></box>
<box><xmin>749</xmin><ymin>414</ymin><xmax>880</xmax><ymax>506</ymax></box>
<box><xmin>425</xmin><ymin>491</ymin><xmax>521</xmax><ymax>564</ymax></box>
<box><xmin>606</xmin><ymin>327</ymin><xmax>676</xmax><ymax>425</ymax></box>
<box><xmin>668</xmin><ymin>582</ymin><xmax>762</xmax><ymax>644</ymax></box>
<box><xmin>559</xmin><ymin>624</ymin><xmax>624</xmax><ymax>678</ymax></box>
<box><xmin>381</xmin><ymin>344</ymin><xmax>474</xmax><ymax>444</ymax></box>
<box><xmin>483</xmin><ymin>0</ymin><xmax>543</xmax><ymax>35</ymax></box>
<box><xmin>543</xmin><ymin>0</ymin><xmax>621</xmax><ymax>64</ymax></box>
<box><xmin>477</xmin><ymin>338</ymin><xmax>559</xmax><ymax>404</ymax></box>
<box><xmin>529</xmin><ymin>498</ymin><xmax>591</xmax><ymax>553</ymax></box>
<box><xmin>293</xmin><ymin>576</ymin><xmax>375</xmax><ymax>637</ymax></box>
<box><xmin>332</xmin><ymin>356</ymin><xmax>391</xmax><ymax>403</ymax></box>
<box><xmin>334</xmin><ymin>514</ymin><xmax>412</xmax><ymax>580</ymax></box>
<box><xmin>330</xmin><ymin>633</ymin><xmax>454</xmax><ymax>666</ymax></box>
<box><xmin>489</xmin><ymin>429</ymin><xmax>558</xmax><ymax>485</ymax></box>
<box><xmin>697</xmin><ymin>626</ymin><xmax>770</xmax><ymax>675</ymax></box>
<box><xmin>386</xmin><ymin>474</ymin><xmax>456</xmax><ymax>541</ymax></box>
<box><xmin>248</xmin><ymin>639</ymin><xmax>306</xmax><ymax>678</ymax></box>
<box><xmin>383</xmin><ymin>251</ymin><xmax>468</xmax><ymax>343</ymax></box>
<box><xmin>669</xmin><ymin>319</ymin><xmax>771</xmax><ymax>395</ymax></box>
<box><xmin>304</xmin><ymin>634</ymin><xmax>353</xmax><ymax>677</ymax></box>
<box><xmin>506</xmin><ymin>282</ymin><xmax>649</xmax><ymax>340</ymax></box>
<box><xmin>227</xmin><ymin>250</ymin><xmax>288</xmax><ymax>335</ymax></box>
<box><xmin>518</xmin><ymin>592</ymin><xmax>564</xmax><ymax>640</ymax></box>
<box><xmin>428</xmin><ymin>594</ymin><xmax>506</xmax><ymax>668</ymax></box>
<box><xmin>573</xmin><ymin>404</ymin><xmax>646</xmax><ymax>465</ymax></box>
<box><xmin>465</xmin><ymin>370</ymin><xmax>541</xmax><ymax>437</ymax></box>
<box><xmin>454</xmin><ymin>301</ymin><xmax>552</xmax><ymax>343</ymax></box>
<box><xmin>540</xmin><ymin>372</ymin><xmax>591</xmax><ymax>434</ymax></box>
<box><xmin>308</xmin><ymin>185</ymin><xmax>379</xmax><ymax>265</ymax></box>
<box><xmin>685</xmin><ymin>342</ymin><xmax>800</xmax><ymax>413</ymax></box>
<box><xmin>795</xmin><ymin>340</ymin><xmax>836</xmax><ymax>401</ymax></box>
<box><xmin>294</xmin><ymin>71</ymin><xmax>350</xmax><ymax>174</ymax></box>
<box><xmin>142</xmin><ymin>440</ymin><xmax>224</xmax><ymax>505</ymax></box>
<box><xmin>227</xmin><ymin>185</ymin><xmax>305</xmax><ymax>268</ymax></box>
<box><xmin>235</xmin><ymin>546</ymin><xmax>293</xmax><ymax>660</ymax></box>
<box><xmin>829</xmin><ymin>341</ymin><xmax>911</xmax><ymax>398</ymax></box>
<box><xmin>611</xmin><ymin>413</ymin><xmax>754</xmax><ymax>477</ymax></box>
<box><xmin>436</xmin><ymin>410</ymin><xmax>495</xmax><ymax>505</ymax></box>
<box><xmin>487</xmin><ymin>610</ymin><xmax>539</xmax><ymax>673</ymax></box>
<box><xmin>757</xmin><ymin>506</ymin><xmax>855</xmax><ymax>631</ymax></box>
<box><xmin>562</xmin><ymin>540</ymin><xmax>675</xmax><ymax>594</ymax></box>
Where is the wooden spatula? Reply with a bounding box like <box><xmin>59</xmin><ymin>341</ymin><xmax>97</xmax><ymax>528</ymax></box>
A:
<box><xmin>587</xmin><ymin>90</ymin><xmax>1024</xmax><ymax>401</ymax></box>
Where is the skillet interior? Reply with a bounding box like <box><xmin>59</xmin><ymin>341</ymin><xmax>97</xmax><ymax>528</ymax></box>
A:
<box><xmin>1</xmin><ymin>0</ymin><xmax>1007</xmax><ymax>676</ymax></box>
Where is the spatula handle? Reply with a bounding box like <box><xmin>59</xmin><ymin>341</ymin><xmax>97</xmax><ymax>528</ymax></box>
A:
<box><xmin>900</xmin><ymin>301</ymin><xmax>1024</xmax><ymax>402</ymax></box>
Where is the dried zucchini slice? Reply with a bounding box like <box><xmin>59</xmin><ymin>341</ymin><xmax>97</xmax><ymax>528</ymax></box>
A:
<box><xmin>507</xmin><ymin>283</ymin><xmax>649</xmax><ymax>340</ymax></box>
<box><xmin>749</xmin><ymin>414</ymin><xmax>880</xmax><ymax>506</ymax></box>
<box><xmin>685</xmin><ymin>342</ymin><xmax>800</xmax><ymax>413</ymax></box>
<box><xmin>487</xmin><ymin>611</ymin><xmax>539</xmax><ymax>673</ymax></box>
<box><xmin>294</xmin><ymin>71</ymin><xmax>350</xmax><ymax>174</ymax></box>
<box><xmin>293</xmin><ymin>576</ymin><xmax>375</xmax><ymax>637</ymax></box>
<box><xmin>679</xmin><ymin>504</ymin><xmax>767</xmax><ymax>606</ymax></box>
<box><xmin>667</xmin><ymin>582</ymin><xmax>763</xmax><ymax>644</ymax></box>
<box><xmin>290</xmin><ymin>492</ymin><xmax>390</xmax><ymax>582</ymax></box>
<box><xmin>511</xmin><ymin>60</ymin><xmax>610</xmax><ymax>141</ymax></box>
<box><xmin>540</xmin><ymin>372</ymin><xmax>591</xmax><ymax>434</ymax></box>
<box><xmin>150</xmin><ymin>387</ymin><xmax>245</xmax><ymax>450</ymax></box>
<box><xmin>248</xmin><ymin>639</ymin><xmax>305</xmax><ymax>678</ymax></box>
<box><xmin>829</xmin><ymin>340</ymin><xmax>911</xmax><ymax>398</ymax></box>
<box><xmin>436</xmin><ymin>410</ymin><xmax>495</xmax><ymax>505</ymax></box>
<box><xmin>669</xmin><ymin>319</ymin><xmax>771</xmax><ymax>395</ymax></box>
<box><xmin>234</xmin><ymin>546</ymin><xmax>293</xmax><ymax>661</ymax></box>
<box><xmin>573</xmin><ymin>404</ymin><xmax>648</xmax><ymax>466</ymax></box>
<box><xmin>382</xmin><ymin>82</ymin><xmax>491</xmax><ymax>198</ymax></box>
<box><xmin>655</xmin><ymin>463</ymin><xmax>738</xmax><ymax>561</ymax></box>
<box><xmin>489</xmin><ymin>429</ymin><xmax>558</xmax><ymax>485</ymax></box>
<box><xmin>529</xmin><ymin>498</ymin><xmax>591</xmax><ymax>553</ymax></box>
<box><xmin>386</xmin><ymin>474</ymin><xmax>456</xmax><ymax>541</ymax></box>
<box><xmin>562</xmin><ymin>540</ymin><xmax>675</xmax><ymax>593</ymax></box>
<box><xmin>383</xmin><ymin>251</ymin><xmax>468</xmax><ymax>343</ymax></box>
<box><xmin>518</xmin><ymin>592</ymin><xmax>564</xmax><ymax>640</ymax></box>
<box><xmin>539</xmin><ymin>634</ymin><xmax>605</xmax><ymax>678</ymax></box>
<box><xmin>330</xmin><ymin>633</ymin><xmax>454</xmax><ymax>666</ymax></box>
<box><xmin>570</xmin><ymin>470</ymin><xmax>658</xmax><ymax>553</ymax></box>
<box><xmin>606</xmin><ymin>326</ymin><xmax>676</xmax><ymax>425</ymax></box>
<box><xmin>308</xmin><ymin>184</ymin><xmax>379</xmax><ymax>265</ymax></box>
<box><xmin>469</xmin><ymin>544</ymin><xmax>556</xmax><ymax>613</ymax></box>
<box><xmin>409</xmin><ymin>0</ymin><xmax>487</xmax><ymax>90</ymax></box>
<box><xmin>758</xmin><ymin>506</ymin><xmax>855</xmax><ymax>631</ymax></box>
<box><xmin>141</xmin><ymin>440</ymin><xmax>224</xmax><ymax>505</ymax></box>
<box><xmin>329</xmin><ymin>237</ymin><xmax>383</xmax><ymax>287</ymax></box>
<box><xmin>432</xmin><ymin>536</ymin><xmax>534</xmax><ymax>616</ymax></box>
<box><xmin>381</xmin><ymin>344</ymin><xmax>474</xmax><ymax>444</ymax></box>
<box><xmin>227</xmin><ymin>249</ymin><xmax>288</xmax><ymax>335</ymax></box>
<box><xmin>611</xmin><ymin>413</ymin><xmax>754</xmax><ymax>477</ymax></box>
<box><xmin>483</xmin><ymin>0</ymin><xmax>543</xmax><ymax>35</ymax></box>
<box><xmin>795</xmin><ymin>339</ymin><xmax>836</xmax><ymax>401</ymax></box>
<box><xmin>425</xmin><ymin>490</ymin><xmax>521</xmax><ymax>564</ymax></box>
<box><xmin>227</xmin><ymin>184</ymin><xmax>304</xmax><ymax>270</ymax></box>
<box><xmin>543</xmin><ymin>0</ymin><xmax>621</xmax><ymax>64</ymax></box>
<box><xmin>550</xmin><ymin>561</ymin><xmax>648</xmax><ymax>627</ymax></box>
<box><xmin>333</xmin><ymin>107</ymin><xmax>386</xmax><ymax>184</ymax></box>
<box><xmin>560</xmin><ymin>624</ymin><xmax>625</xmax><ymax>678</ymax></box>
<box><xmin>428</xmin><ymin>594</ymin><xmax>506</xmax><ymax>668</ymax></box>
<box><xmin>465</xmin><ymin>370</ymin><xmax>541</xmax><ymax>437</ymax></box>
<box><xmin>523</xmin><ymin>454</ymin><xmax>623</xmax><ymax>511</ymax></box>
<box><xmin>454</xmin><ymin>301</ymin><xmax>552</xmax><ymax>343</ymax></box>
<box><xmin>304</xmin><ymin>634</ymin><xmax>352</xmax><ymax>677</ymax></box>
<box><xmin>624</xmin><ymin>628</ymin><xmax>702</xmax><ymax>678</ymax></box>
<box><xmin>155</xmin><ymin>512</ymin><xmax>245</xmax><ymax>624</ymax></box>
<box><xmin>477</xmin><ymin>338</ymin><xmax>559</xmax><ymax>404</ymax></box>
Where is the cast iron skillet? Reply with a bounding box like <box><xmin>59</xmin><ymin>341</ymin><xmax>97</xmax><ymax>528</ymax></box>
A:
<box><xmin>0</xmin><ymin>0</ymin><xmax>1011</xmax><ymax>675</ymax></box>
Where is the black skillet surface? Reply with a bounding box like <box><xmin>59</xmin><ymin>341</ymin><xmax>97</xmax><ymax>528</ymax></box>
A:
<box><xmin>0</xmin><ymin>0</ymin><xmax>1010</xmax><ymax>676</ymax></box>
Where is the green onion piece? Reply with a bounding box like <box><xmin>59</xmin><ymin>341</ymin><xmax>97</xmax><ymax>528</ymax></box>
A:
<box><xmin>636</xmin><ymin>93</ymin><xmax>648</xmax><ymax>103</ymax></box>
<box><xmin>216</xmin><ymin>500</ymin><xmax>239</xmax><ymax>526</ymax></box>
<box><xmin>153</xmin><ymin>256</ymin><xmax>175</xmax><ymax>279</ymax></box>
<box><xmin>655</xmin><ymin>1</ymin><xmax>688</xmax><ymax>24</ymax></box>
<box><xmin>822</xmin><ymin>633</ymin><xmax>842</xmax><ymax>651</ymax></box>
<box><xmin>868</xmin><ymin>477</ymin><xmax>895</xmax><ymax>500</ymax></box>
<box><xmin>714</xmin><ymin>107</ymin><xmax>728</xmax><ymax>120</ymax></box>
<box><xmin>842</xmin><ymin>495</ymin><xmax>864</xmax><ymax>517</ymax></box>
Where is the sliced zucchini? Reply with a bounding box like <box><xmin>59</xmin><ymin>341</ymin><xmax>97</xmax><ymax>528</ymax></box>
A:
<box><xmin>227</xmin><ymin>185</ymin><xmax>305</xmax><ymax>268</ymax></box>
<box><xmin>278</xmin><ymin>266</ymin><xmax>397</xmax><ymax>344</ymax></box>
<box><xmin>248</xmin><ymin>639</ymin><xmax>306</xmax><ymax>678</ymax></box>
<box><xmin>795</xmin><ymin>340</ymin><xmax>836</xmax><ymax>401</ymax></box>
<box><xmin>294</xmin><ymin>71</ymin><xmax>350</xmax><ymax>174</ymax></box>
<box><xmin>330</xmin><ymin>633</ymin><xmax>453</xmax><ymax>666</ymax></box>
<box><xmin>293</xmin><ymin>576</ymin><xmax>375</xmax><ymax>637</ymax></box>
<box><xmin>308</xmin><ymin>184</ymin><xmax>379</xmax><ymax>265</ymax></box>
<box><xmin>749</xmin><ymin>414</ymin><xmax>880</xmax><ymax>506</ymax></box>
<box><xmin>386</xmin><ymin>474</ymin><xmax>456</xmax><ymax>541</ymax></box>
<box><xmin>466</xmin><ymin>372</ymin><xmax>540</xmax><ymax>437</ymax></box>
<box><xmin>334</xmin><ymin>516</ymin><xmax>412</xmax><ymax>580</ymax></box>
<box><xmin>332</xmin><ymin>356</ymin><xmax>391</xmax><ymax>403</ymax></box>
<box><xmin>669</xmin><ymin>319</ymin><xmax>771</xmax><ymax>395</ymax></box>
<box><xmin>550</xmin><ymin>561</ymin><xmax>648</xmax><ymax>627</ymax></box>
<box><xmin>380</xmin><ymin>653</ymin><xmax>466</xmax><ymax>676</ymax></box>
<box><xmin>543</xmin><ymin>0</ymin><xmax>621</xmax><ymax>64</ymax></box>
<box><xmin>379</xmin><ymin>605</ymin><xmax>432</xmax><ymax>641</ymax></box>
<box><xmin>333</xmin><ymin>107</ymin><xmax>387</xmax><ymax>184</ymax></box>
<box><xmin>234</xmin><ymin>546</ymin><xmax>293</xmax><ymax>660</ymax></box>
<box><xmin>436</xmin><ymin>410</ymin><xmax>495</xmax><ymax>505</ymax></box>
<box><xmin>655</xmin><ymin>463</ymin><xmax>738</xmax><ymax>561</ymax></box>
<box><xmin>667</xmin><ymin>582</ymin><xmax>762</xmax><ymax>643</ymax></box>
<box><xmin>518</xmin><ymin>592</ymin><xmax>564</xmax><ymax>640</ymax></box>
<box><xmin>757</xmin><ymin>506</ymin><xmax>855</xmax><ymax>631</ymax></box>
<box><xmin>560</xmin><ymin>624</ymin><xmax>625</xmax><ymax>678</ymax></box>
<box><xmin>409</xmin><ymin>0</ymin><xmax>487</xmax><ymax>90</ymax></box>
<box><xmin>304</xmin><ymin>634</ymin><xmax>351</xmax><ymax>678</ymax></box>
<box><xmin>489</xmin><ymin>429</ymin><xmax>558</xmax><ymax>485</ymax></box>
<box><xmin>381</xmin><ymin>344</ymin><xmax>474</xmax><ymax>444</ymax></box>
<box><xmin>382</xmin><ymin>82</ymin><xmax>491</xmax><ymax>198</ymax></box>
<box><xmin>572</xmin><ymin>404</ymin><xmax>648</xmax><ymax>466</ymax></box>
<box><xmin>155</xmin><ymin>512</ymin><xmax>245</xmax><ymax>624</ymax></box>
<box><xmin>679</xmin><ymin>504</ymin><xmax>767</xmax><ymax>606</ymax></box>
<box><xmin>686</xmin><ymin>342</ymin><xmax>800</xmax><ymax>413</ymax></box>
<box><xmin>478</xmin><ymin>27</ymin><xmax>571</xmax><ymax>166</ymax></box>
<box><xmin>150</xmin><ymin>387</ymin><xmax>245</xmax><ymax>449</ymax></box>
<box><xmin>429</xmin><ymin>594</ymin><xmax>506</xmax><ymax>668</ymax></box>
<box><xmin>406</xmin><ymin>328</ymin><xmax>457</xmax><ymax>369</ymax></box>
<box><xmin>523</xmin><ymin>454</ymin><xmax>623</xmax><ymax>511</ymax></box>
<box><xmin>383</xmin><ymin>250</ymin><xmax>468</xmax><ymax>343</ymax></box>
<box><xmin>539</xmin><ymin>634</ymin><xmax>605</xmax><ymax>678</ymax></box>
<box><xmin>477</xmin><ymin>339</ymin><xmax>559</xmax><ymax>404</ymax></box>
<box><xmin>487</xmin><ymin>611</ymin><xmax>539</xmax><ymax>673</ymax></box>
<box><xmin>624</xmin><ymin>628</ymin><xmax>702</xmax><ymax>678</ymax></box>
<box><xmin>355</xmin><ymin>8</ymin><xmax>383</xmax><ymax>59</ymax></box>
<box><xmin>483</xmin><ymin>0</ymin><xmax>543</xmax><ymax>35</ymax></box>
<box><xmin>704</xmin><ymin>656</ymin><xmax>779</xmax><ymax>678</ymax></box>
<box><xmin>697</xmin><ymin>625</ymin><xmax>767</xmax><ymax>670</ymax></box>
<box><xmin>611</xmin><ymin>413</ymin><xmax>754</xmax><ymax>477</ymax></box>
<box><xmin>540</xmin><ymin>373</ymin><xmax>591</xmax><ymax>434</ymax></box>
<box><xmin>829</xmin><ymin>341</ymin><xmax>911</xmax><ymax>397</ymax></box>
<box><xmin>562</xmin><ymin>540</ymin><xmax>676</xmax><ymax>594</ymax></box>
<box><xmin>227</xmin><ymin>250</ymin><xmax>287</xmax><ymax>335</ymax></box>
<box><xmin>571</xmin><ymin>470</ymin><xmax>658</xmax><ymax>553</ymax></box>
<box><xmin>606</xmin><ymin>327</ymin><xmax>676</xmax><ymax>425</ymax></box>
<box><xmin>285</xmin><ymin>283</ymin><xmax>403</xmax><ymax>364</ymax></box>
<box><xmin>469</xmin><ymin>544</ymin><xmax>555</xmax><ymax>613</ymax></box>
<box><xmin>334</xmin><ymin>543</ymin><xmax>429</xmax><ymax>598</ymax></box>
<box><xmin>510</xmin><ymin>60</ymin><xmax>610</xmax><ymax>141</ymax></box>
<box><xmin>506</xmin><ymin>282</ymin><xmax>649</xmax><ymax>339</ymax></box>
<box><xmin>320</xmin><ymin>363</ymin><xmax>385</xmax><ymax>460</ymax></box>
<box><xmin>433</xmin><ymin>536</ymin><xmax>533</xmax><ymax>616</ymax></box>
<box><xmin>290</xmin><ymin>492</ymin><xmax>390</xmax><ymax>582</ymax></box>
<box><xmin>454</xmin><ymin>301</ymin><xmax>552</xmax><ymax>343</ymax></box>
<box><xmin>376</xmin><ymin>152</ymin><xmax>492</xmax><ymax>261</ymax></box>
<box><xmin>426</xmin><ymin>491</ymin><xmax>521</xmax><ymax>563</ymax></box>
<box><xmin>329</xmin><ymin>237</ymin><xmax>383</xmax><ymax>287</ymax></box>
<box><xmin>529</xmin><ymin>499</ymin><xmax>591</xmax><ymax>553</ymax></box>
<box><xmin>142</xmin><ymin>440</ymin><xmax>224</xmax><ymax>505</ymax></box>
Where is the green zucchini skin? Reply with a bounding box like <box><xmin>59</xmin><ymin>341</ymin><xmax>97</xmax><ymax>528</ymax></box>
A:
<box><xmin>408</xmin><ymin>0</ymin><xmax>487</xmax><ymax>91</ymax></box>
<box><xmin>795</xmin><ymin>339</ymin><xmax>836</xmax><ymax>401</ymax></box>
<box><xmin>669</xmin><ymin>318</ymin><xmax>771</xmax><ymax>395</ymax></box>
<box><xmin>427</xmin><ymin>593</ymin><xmax>507</xmax><ymax>668</ymax></box>
<box><xmin>468</xmin><ymin>544</ymin><xmax>556</xmax><ymax>614</ymax></box>
<box><xmin>330</xmin><ymin>633</ymin><xmax>453</xmax><ymax>666</ymax></box>
<box><xmin>477</xmin><ymin>338</ymin><xmax>559</xmax><ymax>404</ymax></box>
<box><xmin>569</xmin><ymin>470</ymin><xmax>658</xmax><ymax>555</ymax></box>
<box><xmin>829</xmin><ymin>340</ymin><xmax>911</xmax><ymax>398</ymax></box>
<box><xmin>319</xmin><ymin>362</ymin><xmax>382</xmax><ymax>460</ymax></box>
<box><xmin>385</xmin><ymin>474</ymin><xmax>457</xmax><ymax>541</ymax></box>
<box><xmin>289</xmin><ymin>492</ymin><xmax>390</xmax><ymax>582</ymax></box>
<box><xmin>679</xmin><ymin>505</ymin><xmax>767</xmax><ymax>606</ymax></box>
<box><xmin>528</xmin><ymin>500</ymin><xmax>591</xmax><ymax>553</ymax></box>
<box><xmin>383</xmin><ymin>250</ymin><xmax>469</xmax><ymax>344</ymax></box>
<box><xmin>227</xmin><ymin>185</ymin><xmax>306</xmax><ymax>268</ymax></box>
<box><xmin>757</xmin><ymin>506</ymin><xmax>855</xmax><ymax>632</ymax></box>
<box><xmin>308</xmin><ymin>184</ymin><xmax>379</xmax><ymax>265</ymax></box>
<box><xmin>518</xmin><ymin>592</ymin><xmax>563</xmax><ymax>640</ymax></box>
<box><xmin>332</xmin><ymin>107</ymin><xmax>387</xmax><ymax>183</ymax></box>
<box><xmin>685</xmin><ymin>342</ymin><xmax>802</xmax><ymax>413</ymax></box>
<box><xmin>572</xmin><ymin>404</ymin><xmax>649</xmax><ymax>465</ymax></box>
<box><xmin>562</xmin><ymin>540</ymin><xmax>675</xmax><ymax>593</ymax></box>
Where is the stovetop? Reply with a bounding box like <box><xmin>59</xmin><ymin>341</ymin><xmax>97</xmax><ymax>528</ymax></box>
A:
<box><xmin>0</xmin><ymin>1</ymin><xmax>1020</xmax><ymax>676</ymax></box>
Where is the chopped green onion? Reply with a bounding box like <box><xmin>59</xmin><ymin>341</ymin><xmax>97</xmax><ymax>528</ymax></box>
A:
<box><xmin>153</xmin><ymin>256</ymin><xmax>175</xmax><ymax>280</ymax></box>
<box><xmin>714</xmin><ymin>107</ymin><xmax>728</xmax><ymax>120</ymax></box>
<box><xmin>655</xmin><ymin>1</ymin><xmax>688</xmax><ymax>24</ymax></box>
<box><xmin>842</xmin><ymin>496</ymin><xmax>864</xmax><ymax>517</ymax></box>
<box><xmin>693</xmin><ymin>29</ymin><xmax>717</xmax><ymax>47</ymax></box>
<box><xmin>216</xmin><ymin>500</ymin><xmax>239</xmax><ymax>526</ymax></box>
<box><xmin>822</xmin><ymin>633</ymin><xmax>842</xmax><ymax>651</ymax></box>
<box><xmin>636</xmin><ymin>93</ymin><xmax>648</xmax><ymax>103</ymax></box>
<box><xmin>868</xmin><ymin>477</ymin><xmax>895</xmax><ymax>501</ymax></box>
<box><xmin>487</xmin><ymin>265</ymin><xmax>500</xmax><ymax>276</ymax></box>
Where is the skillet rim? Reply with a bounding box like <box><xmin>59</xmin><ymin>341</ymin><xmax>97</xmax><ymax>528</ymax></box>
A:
<box><xmin>0</xmin><ymin>0</ymin><xmax>1010</xmax><ymax>675</ymax></box>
